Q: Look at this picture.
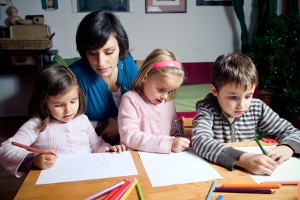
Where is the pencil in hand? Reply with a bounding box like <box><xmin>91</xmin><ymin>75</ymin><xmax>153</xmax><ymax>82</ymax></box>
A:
<box><xmin>11</xmin><ymin>141</ymin><xmax>57</xmax><ymax>156</ymax></box>
<box><xmin>254</xmin><ymin>137</ymin><xmax>268</xmax><ymax>156</ymax></box>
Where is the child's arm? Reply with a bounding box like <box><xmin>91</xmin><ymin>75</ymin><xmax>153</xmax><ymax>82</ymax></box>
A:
<box><xmin>171</xmin><ymin>137</ymin><xmax>190</xmax><ymax>152</ymax></box>
<box><xmin>118</xmin><ymin>92</ymin><xmax>177</xmax><ymax>154</ymax></box>
<box><xmin>0</xmin><ymin>118</ymin><xmax>41</xmax><ymax>177</ymax></box>
<box><xmin>259</xmin><ymin>102</ymin><xmax>300</xmax><ymax>155</ymax></box>
<box><xmin>235</xmin><ymin>152</ymin><xmax>277</xmax><ymax>175</ymax></box>
<box><xmin>266</xmin><ymin>145</ymin><xmax>294</xmax><ymax>164</ymax></box>
<box><xmin>32</xmin><ymin>150</ymin><xmax>57</xmax><ymax>169</ymax></box>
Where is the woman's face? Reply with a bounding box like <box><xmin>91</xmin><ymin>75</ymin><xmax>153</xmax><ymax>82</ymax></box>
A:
<box><xmin>86</xmin><ymin>34</ymin><xmax>120</xmax><ymax>78</ymax></box>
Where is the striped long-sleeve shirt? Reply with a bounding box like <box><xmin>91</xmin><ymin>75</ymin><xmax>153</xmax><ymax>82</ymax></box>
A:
<box><xmin>191</xmin><ymin>93</ymin><xmax>300</xmax><ymax>170</ymax></box>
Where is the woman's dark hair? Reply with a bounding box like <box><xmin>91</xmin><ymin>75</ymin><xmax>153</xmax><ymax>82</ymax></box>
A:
<box><xmin>76</xmin><ymin>11</ymin><xmax>130</xmax><ymax>61</ymax></box>
<box><xmin>28</xmin><ymin>64</ymin><xmax>86</xmax><ymax>132</ymax></box>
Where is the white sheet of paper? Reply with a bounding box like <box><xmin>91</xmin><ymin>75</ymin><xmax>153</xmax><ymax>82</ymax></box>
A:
<box><xmin>36</xmin><ymin>151</ymin><xmax>138</xmax><ymax>185</ymax></box>
<box><xmin>138</xmin><ymin>148</ymin><xmax>222</xmax><ymax>187</ymax></box>
<box><xmin>235</xmin><ymin>146</ymin><xmax>300</xmax><ymax>183</ymax></box>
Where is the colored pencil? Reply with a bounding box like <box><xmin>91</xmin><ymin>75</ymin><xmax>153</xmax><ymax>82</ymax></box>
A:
<box><xmin>84</xmin><ymin>180</ymin><xmax>125</xmax><ymax>200</ymax></box>
<box><xmin>136</xmin><ymin>182</ymin><xmax>145</xmax><ymax>200</ymax></box>
<box><xmin>216</xmin><ymin>195</ymin><xmax>223</xmax><ymax>200</ymax></box>
<box><xmin>12</xmin><ymin>141</ymin><xmax>57</xmax><ymax>156</ymax></box>
<box><xmin>107</xmin><ymin>178</ymin><xmax>132</xmax><ymax>200</ymax></box>
<box><xmin>298</xmin><ymin>183</ymin><xmax>300</xmax><ymax>200</ymax></box>
<box><xmin>261</xmin><ymin>181</ymin><xmax>300</xmax><ymax>185</ymax></box>
<box><xmin>214</xmin><ymin>187</ymin><xmax>275</xmax><ymax>194</ymax></box>
<box><xmin>222</xmin><ymin>183</ymin><xmax>281</xmax><ymax>189</ymax></box>
<box><xmin>120</xmin><ymin>178</ymin><xmax>138</xmax><ymax>200</ymax></box>
<box><xmin>114</xmin><ymin>178</ymin><xmax>136</xmax><ymax>200</ymax></box>
<box><xmin>103</xmin><ymin>179</ymin><xmax>130</xmax><ymax>200</ymax></box>
<box><xmin>206</xmin><ymin>179</ymin><xmax>217</xmax><ymax>200</ymax></box>
<box><xmin>255</xmin><ymin>137</ymin><xmax>268</xmax><ymax>156</ymax></box>
<box><xmin>174</xmin><ymin>119</ymin><xmax>184</xmax><ymax>137</ymax></box>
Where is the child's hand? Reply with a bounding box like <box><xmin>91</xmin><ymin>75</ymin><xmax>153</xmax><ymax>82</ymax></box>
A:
<box><xmin>235</xmin><ymin>152</ymin><xmax>277</xmax><ymax>175</ymax></box>
<box><xmin>266</xmin><ymin>145</ymin><xmax>294</xmax><ymax>164</ymax></box>
<box><xmin>32</xmin><ymin>150</ymin><xmax>57</xmax><ymax>170</ymax></box>
<box><xmin>105</xmin><ymin>144</ymin><xmax>127</xmax><ymax>153</ymax></box>
<box><xmin>171</xmin><ymin>137</ymin><xmax>190</xmax><ymax>153</ymax></box>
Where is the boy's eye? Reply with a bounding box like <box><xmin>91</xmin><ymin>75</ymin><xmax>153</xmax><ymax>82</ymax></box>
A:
<box><xmin>229</xmin><ymin>96</ymin><xmax>237</xmax><ymax>99</ymax></box>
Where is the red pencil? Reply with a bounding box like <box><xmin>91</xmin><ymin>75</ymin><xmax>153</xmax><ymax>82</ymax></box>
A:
<box><xmin>103</xmin><ymin>179</ymin><xmax>130</xmax><ymax>200</ymax></box>
<box><xmin>11</xmin><ymin>141</ymin><xmax>57</xmax><ymax>156</ymax></box>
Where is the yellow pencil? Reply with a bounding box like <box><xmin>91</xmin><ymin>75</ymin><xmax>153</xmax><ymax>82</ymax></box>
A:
<box><xmin>120</xmin><ymin>178</ymin><xmax>138</xmax><ymax>200</ymax></box>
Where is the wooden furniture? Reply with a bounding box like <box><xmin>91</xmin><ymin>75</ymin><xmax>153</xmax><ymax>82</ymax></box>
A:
<box><xmin>0</xmin><ymin>49</ymin><xmax>58</xmax><ymax>71</ymax></box>
<box><xmin>181</xmin><ymin>116</ymin><xmax>193</xmax><ymax>136</ymax></box>
<box><xmin>14</xmin><ymin>141</ymin><xmax>298</xmax><ymax>200</ymax></box>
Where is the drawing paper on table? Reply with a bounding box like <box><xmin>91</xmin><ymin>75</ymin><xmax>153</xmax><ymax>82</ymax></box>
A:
<box><xmin>138</xmin><ymin>148</ymin><xmax>222</xmax><ymax>187</ymax></box>
<box><xmin>235</xmin><ymin>146</ymin><xmax>300</xmax><ymax>183</ymax></box>
<box><xmin>36</xmin><ymin>151</ymin><xmax>137</xmax><ymax>185</ymax></box>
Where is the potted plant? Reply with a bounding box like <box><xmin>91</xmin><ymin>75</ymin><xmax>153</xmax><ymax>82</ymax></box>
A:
<box><xmin>247</xmin><ymin>14</ymin><xmax>300</xmax><ymax>126</ymax></box>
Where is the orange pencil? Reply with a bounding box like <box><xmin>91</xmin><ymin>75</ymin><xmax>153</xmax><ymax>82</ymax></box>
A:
<box><xmin>261</xmin><ymin>181</ymin><xmax>300</xmax><ymax>185</ymax></box>
<box><xmin>298</xmin><ymin>183</ymin><xmax>300</xmax><ymax>200</ymax></box>
<box><xmin>222</xmin><ymin>183</ymin><xmax>281</xmax><ymax>189</ymax></box>
<box><xmin>12</xmin><ymin>141</ymin><xmax>57</xmax><ymax>156</ymax></box>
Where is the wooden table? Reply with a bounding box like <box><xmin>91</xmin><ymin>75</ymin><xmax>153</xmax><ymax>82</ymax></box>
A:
<box><xmin>14</xmin><ymin>141</ymin><xmax>298</xmax><ymax>200</ymax></box>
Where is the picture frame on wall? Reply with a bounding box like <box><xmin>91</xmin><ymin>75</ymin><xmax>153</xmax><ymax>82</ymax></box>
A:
<box><xmin>73</xmin><ymin>0</ymin><xmax>130</xmax><ymax>12</ymax></box>
<box><xmin>41</xmin><ymin>0</ymin><xmax>58</xmax><ymax>10</ymax></box>
<box><xmin>145</xmin><ymin>0</ymin><xmax>187</xmax><ymax>13</ymax></box>
<box><xmin>196</xmin><ymin>0</ymin><xmax>232</xmax><ymax>6</ymax></box>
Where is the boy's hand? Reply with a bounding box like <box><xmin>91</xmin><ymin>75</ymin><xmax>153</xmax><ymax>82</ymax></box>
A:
<box><xmin>235</xmin><ymin>152</ymin><xmax>277</xmax><ymax>175</ymax></box>
<box><xmin>171</xmin><ymin>137</ymin><xmax>190</xmax><ymax>152</ymax></box>
<box><xmin>266</xmin><ymin>145</ymin><xmax>294</xmax><ymax>164</ymax></box>
<box><xmin>105</xmin><ymin>144</ymin><xmax>127</xmax><ymax>153</ymax></box>
<box><xmin>32</xmin><ymin>150</ymin><xmax>57</xmax><ymax>170</ymax></box>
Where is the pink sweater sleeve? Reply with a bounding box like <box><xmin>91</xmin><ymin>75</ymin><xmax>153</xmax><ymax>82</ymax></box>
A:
<box><xmin>118</xmin><ymin>91</ymin><xmax>179</xmax><ymax>154</ymax></box>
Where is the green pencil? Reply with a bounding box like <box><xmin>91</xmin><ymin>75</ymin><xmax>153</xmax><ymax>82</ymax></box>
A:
<box><xmin>255</xmin><ymin>137</ymin><xmax>268</xmax><ymax>156</ymax></box>
<box><xmin>136</xmin><ymin>182</ymin><xmax>144</xmax><ymax>200</ymax></box>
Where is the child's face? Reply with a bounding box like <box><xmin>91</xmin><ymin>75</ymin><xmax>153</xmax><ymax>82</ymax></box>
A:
<box><xmin>211</xmin><ymin>83</ymin><xmax>255</xmax><ymax>118</ymax></box>
<box><xmin>46</xmin><ymin>86</ymin><xmax>80</xmax><ymax>123</ymax></box>
<box><xmin>142</xmin><ymin>75</ymin><xmax>182</xmax><ymax>105</ymax></box>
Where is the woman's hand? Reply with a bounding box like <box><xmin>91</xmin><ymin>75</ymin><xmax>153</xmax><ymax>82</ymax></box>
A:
<box><xmin>105</xmin><ymin>144</ymin><xmax>127</xmax><ymax>153</ymax></box>
<box><xmin>100</xmin><ymin>118</ymin><xmax>120</xmax><ymax>145</ymax></box>
<box><xmin>32</xmin><ymin>150</ymin><xmax>57</xmax><ymax>170</ymax></box>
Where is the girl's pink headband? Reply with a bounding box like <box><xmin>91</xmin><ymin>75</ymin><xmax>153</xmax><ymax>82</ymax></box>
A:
<box><xmin>151</xmin><ymin>61</ymin><xmax>182</xmax><ymax>70</ymax></box>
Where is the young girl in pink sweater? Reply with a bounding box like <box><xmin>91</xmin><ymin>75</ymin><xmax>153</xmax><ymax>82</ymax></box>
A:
<box><xmin>0</xmin><ymin>64</ymin><xmax>126</xmax><ymax>177</ymax></box>
<box><xmin>118</xmin><ymin>49</ymin><xmax>190</xmax><ymax>153</ymax></box>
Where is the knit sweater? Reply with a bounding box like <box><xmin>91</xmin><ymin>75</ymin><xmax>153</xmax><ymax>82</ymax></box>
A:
<box><xmin>192</xmin><ymin>93</ymin><xmax>300</xmax><ymax>170</ymax></box>
<box><xmin>0</xmin><ymin>115</ymin><xmax>111</xmax><ymax>177</ymax></box>
<box><xmin>118</xmin><ymin>91</ymin><xmax>180</xmax><ymax>153</ymax></box>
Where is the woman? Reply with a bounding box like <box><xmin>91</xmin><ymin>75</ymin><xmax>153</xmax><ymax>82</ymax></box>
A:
<box><xmin>70</xmin><ymin>11</ymin><xmax>138</xmax><ymax>145</ymax></box>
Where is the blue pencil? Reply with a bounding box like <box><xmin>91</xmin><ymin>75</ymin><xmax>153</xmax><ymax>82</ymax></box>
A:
<box><xmin>174</xmin><ymin>119</ymin><xmax>184</xmax><ymax>137</ymax></box>
<box><xmin>206</xmin><ymin>179</ymin><xmax>217</xmax><ymax>200</ymax></box>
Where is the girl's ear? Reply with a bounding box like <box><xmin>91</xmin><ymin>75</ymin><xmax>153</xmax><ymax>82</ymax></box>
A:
<box><xmin>210</xmin><ymin>84</ymin><xmax>218</xmax><ymax>97</ymax></box>
<box><xmin>142</xmin><ymin>75</ymin><xmax>148</xmax><ymax>83</ymax></box>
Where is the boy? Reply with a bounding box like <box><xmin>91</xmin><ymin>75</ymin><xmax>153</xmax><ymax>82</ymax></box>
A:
<box><xmin>191</xmin><ymin>52</ymin><xmax>300</xmax><ymax>175</ymax></box>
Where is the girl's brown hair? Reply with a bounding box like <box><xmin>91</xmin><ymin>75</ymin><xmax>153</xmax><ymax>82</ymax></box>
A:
<box><xmin>28</xmin><ymin>64</ymin><xmax>86</xmax><ymax>132</ymax></box>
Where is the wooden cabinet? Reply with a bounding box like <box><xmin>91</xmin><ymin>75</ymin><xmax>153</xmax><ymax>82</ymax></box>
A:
<box><xmin>0</xmin><ymin>49</ymin><xmax>58</xmax><ymax>70</ymax></box>
<box><xmin>0</xmin><ymin>49</ymin><xmax>58</xmax><ymax>117</ymax></box>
